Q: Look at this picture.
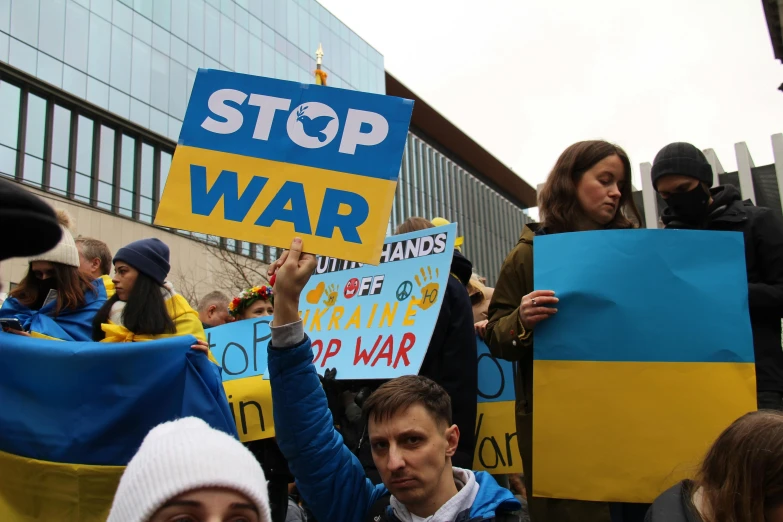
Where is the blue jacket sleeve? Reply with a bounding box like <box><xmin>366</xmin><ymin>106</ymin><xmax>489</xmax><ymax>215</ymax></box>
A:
<box><xmin>268</xmin><ymin>336</ymin><xmax>386</xmax><ymax>522</ymax></box>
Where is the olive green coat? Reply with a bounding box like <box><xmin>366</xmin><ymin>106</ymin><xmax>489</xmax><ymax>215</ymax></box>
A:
<box><xmin>485</xmin><ymin>224</ymin><xmax>610</xmax><ymax>522</ymax></box>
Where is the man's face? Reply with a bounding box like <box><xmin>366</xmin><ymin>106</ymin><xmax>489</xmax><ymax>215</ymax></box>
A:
<box><xmin>201</xmin><ymin>304</ymin><xmax>232</xmax><ymax>327</ymax></box>
<box><xmin>76</xmin><ymin>244</ymin><xmax>99</xmax><ymax>280</ymax></box>
<box><xmin>655</xmin><ymin>174</ymin><xmax>701</xmax><ymax>200</ymax></box>
<box><xmin>369</xmin><ymin>404</ymin><xmax>459</xmax><ymax>512</ymax></box>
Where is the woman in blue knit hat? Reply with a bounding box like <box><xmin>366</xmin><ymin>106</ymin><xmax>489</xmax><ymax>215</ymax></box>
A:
<box><xmin>91</xmin><ymin>238</ymin><xmax>207</xmax><ymax>344</ymax></box>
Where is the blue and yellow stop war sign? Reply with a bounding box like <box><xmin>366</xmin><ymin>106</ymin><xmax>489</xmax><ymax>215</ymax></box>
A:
<box><xmin>155</xmin><ymin>69</ymin><xmax>414</xmax><ymax>264</ymax></box>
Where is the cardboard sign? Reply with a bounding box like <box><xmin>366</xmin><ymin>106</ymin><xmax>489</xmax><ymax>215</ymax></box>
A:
<box><xmin>301</xmin><ymin>223</ymin><xmax>456</xmax><ymax>379</ymax></box>
<box><xmin>154</xmin><ymin>69</ymin><xmax>414</xmax><ymax>264</ymax></box>
<box><xmin>474</xmin><ymin>337</ymin><xmax>523</xmax><ymax>474</ymax></box>
<box><xmin>207</xmin><ymin>224</ymin><xmax>456</xmax><ymax>442</ymax></box>
<box><xmin>533</xmin><ymin>229</ymin><xmax>757</xmax><ymax>502</ymax></box>
<box><xmin>208</xmin><ymin>318</ymin><xmax>275</xmax><ymax>442</ymax></box>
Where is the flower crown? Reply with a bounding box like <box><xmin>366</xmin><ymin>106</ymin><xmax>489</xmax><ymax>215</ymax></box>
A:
<box><xmin>229</xmin><ymin>285</ymin><xmax>274</xmax><ymax>317</ymax></box>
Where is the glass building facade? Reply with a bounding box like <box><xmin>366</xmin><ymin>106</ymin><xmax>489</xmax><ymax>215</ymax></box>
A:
<box><xmin>390</xmin><ymin>131</ymin><xmax>529</xmax><ymax>284</ymax></box>
<box><xmin>0</xmin><ymin>0</ymin><xmax>385</xmax><ymax>262</ymax></box>
<box><xmin>0</xmin><ymin>0</ymin><xmax>530</xmax><ymax>281</ymax></box>
<box><xmin>0</xmin><ymin>0</ymin><xmax>385</xmax><ymax>142</ymax></box>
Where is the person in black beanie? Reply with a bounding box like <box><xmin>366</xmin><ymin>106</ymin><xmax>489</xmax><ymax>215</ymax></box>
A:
<box><xmin>91</xmin><ymin>238</ymin><xmax>208</xmax><ymax>344</ymax></box>
<box><xmin>652</xmin><ymin>142</ymin><xmax>783</xmax><ymax>410</ymax></box>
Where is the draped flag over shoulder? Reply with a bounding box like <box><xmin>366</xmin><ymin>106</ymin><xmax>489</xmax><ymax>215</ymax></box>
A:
<box><xmin>0</xmin><ymin>333</ymin><xmax>237</xmax><ymax>522</ymax></box>
<box><xmin>532</xmin><ymin>229</ymin><xmax>757</xmax><ymax>503</ymax></box>
<box><xmin>0</xmin><ymin>276</ymin><xmax>110</xmax><ymax>341</ymax></box>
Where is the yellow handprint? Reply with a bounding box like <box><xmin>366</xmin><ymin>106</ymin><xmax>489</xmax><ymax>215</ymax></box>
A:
<box><xmin>414</xmin><ymin>266</ymin><xmax>440</xmax><ymax>311</ymax></box>
<box><xmin>306</xmin><ymin>281</ymin><xmax>326</xmax><ymax>304</ymax></box>
<box><xmin>323</xmin><ymin>284</ymin><xmax>339</xmax><ymax>307</ymax></box>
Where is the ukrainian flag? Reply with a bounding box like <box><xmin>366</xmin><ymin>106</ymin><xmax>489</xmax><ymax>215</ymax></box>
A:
<box><xmin>532</xmin><ymin>229</ymin><xmax>757</xmax><ymax>503</ymax></box>
<box><xmin>0</xmin><ymin>333</ymin><xmax>237</xmax><ymax>521</ymax></box>
<box><xmin>0</xmin><ymin>276</ymin><xmax>110</xmax><ymax>341</ymax></box>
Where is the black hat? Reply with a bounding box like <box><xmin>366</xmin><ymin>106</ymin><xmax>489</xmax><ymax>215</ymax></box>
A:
<box><xmin>114</xmin><ymin>238</ymin><xmax>170</xmax><ymax>285</ymax></box>
<box><xmin>0</xmin><ymin>178</ymin><xmax>62</xmax><ymax>262</ymax></box>
<box><xmin>650</xmin><ymin>142</ymin><xmax>713</xmax><ymax>189</ymax></box>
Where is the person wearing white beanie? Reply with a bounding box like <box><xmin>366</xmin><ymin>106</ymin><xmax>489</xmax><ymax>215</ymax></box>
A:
<box><xmin>108</xmin><ymin>417</ymin><xmax>272</xmax><ymax>522</ymax></box>
<box><xmin>0</xmin><ymin>209</ymin><xmax>109</xmax><ymax>340</ymax></box>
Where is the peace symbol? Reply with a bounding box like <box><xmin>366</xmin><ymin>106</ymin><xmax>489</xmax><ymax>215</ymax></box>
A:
<box><xmin>396</xmin><ymin>281</ymin><xmax>413</xmax><ymax>301</ymax></box>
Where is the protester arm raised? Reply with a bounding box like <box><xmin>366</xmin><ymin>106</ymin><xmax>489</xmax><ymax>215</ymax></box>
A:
<box><xmin>268</xmin><ymin>322</ymin><xmax>383</xmax><ymax>522</ymax></box>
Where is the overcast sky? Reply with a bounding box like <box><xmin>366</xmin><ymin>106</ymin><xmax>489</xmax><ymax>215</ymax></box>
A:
<box><xmin>319</xmin><ymin>0</ymin><xmax>783</xmax><ymax>196</ymax></box>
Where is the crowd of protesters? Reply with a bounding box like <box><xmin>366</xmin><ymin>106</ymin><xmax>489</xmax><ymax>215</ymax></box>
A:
<box><xmin>2</xmin><ymin>138</ymin><xmax>783</xmax><ymax>522</ymax></box>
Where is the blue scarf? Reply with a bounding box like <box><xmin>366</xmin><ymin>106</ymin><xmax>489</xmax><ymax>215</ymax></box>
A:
<box><xmin>0</xmin><ymin>278</ymin><xmax>109</xmax><ymax>341</ymax></box>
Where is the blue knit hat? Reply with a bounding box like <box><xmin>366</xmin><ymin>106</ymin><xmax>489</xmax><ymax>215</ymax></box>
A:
<box><xmin>114</xmin><ymin>238</ymin><xmax>170</xmax><ymax>285</ymax></box>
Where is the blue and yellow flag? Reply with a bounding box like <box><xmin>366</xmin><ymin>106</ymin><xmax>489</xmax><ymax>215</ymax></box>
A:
<box><xmin>0</xmin><ymin>276</ymin><xmax>109</xmax><ymax>341</ymax></box>
<box><xmin>532</xmin><ymin>229</ymin><xmax>756</xmax><ymax>503</ymax></box>
<box><xmin>0</xmin><ymin>334</ymin><xmax>237</xmax><ymax>521</ymax></box>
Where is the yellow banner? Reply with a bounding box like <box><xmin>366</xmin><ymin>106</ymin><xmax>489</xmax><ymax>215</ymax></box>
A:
<box><xmin>533</xmin><ymin>360</ymin><xmax>756</xmax><ymax>502</ymax></box>
<box><xmin>155</xmin><ymin>146</ymin><xmax>398</xmax><ymax>264</ymax></box>
<box><xmin>474</xmin><ymin>401</ymin><xmax>523</xmax><ymax>474</ymax></box>
<box><xmin>223</xmin><ymin>375</ymin><xmax>276</xmax><ymax>442</ymax></box>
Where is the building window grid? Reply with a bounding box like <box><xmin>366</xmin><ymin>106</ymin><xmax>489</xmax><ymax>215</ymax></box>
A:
<box><xmin>0</xmin><ymin>69</ymin><xmax>276</xmax><ymax>264</ymax></box>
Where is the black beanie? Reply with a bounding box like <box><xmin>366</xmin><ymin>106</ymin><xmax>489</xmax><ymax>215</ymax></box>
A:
<box><xmin>114</xmin><ymin>238</ymin><xmax>170</xmax><ymax>285</ymax></box>
<box><xmin>0</xmin><ymin>178</ymin><xmax>62</xmax><ymax>262</ymax></box>
<box><xmin>650</xmin><ymin>142</ymin><xmax>713</xmax><ymax>189</ymax></box>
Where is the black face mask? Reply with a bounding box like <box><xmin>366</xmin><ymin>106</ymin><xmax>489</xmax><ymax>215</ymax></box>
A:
<box><xmin>32</xmin><ymin>277</ymin><xmax>58</xmax><ymax>310</ymax></box>
<box><xmin>664</xmin><ymin>184</ymin><xmax>710</xmax><ymax>224</ymax></box>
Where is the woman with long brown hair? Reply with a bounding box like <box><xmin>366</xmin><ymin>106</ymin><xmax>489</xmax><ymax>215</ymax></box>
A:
<box><xmin>0</xmin><ymin>210</ymin><xmax>108</xmax><ymax>341</ymax></box>
<box><xmin>646</xmin><ymin>410</ymin><xmax>783</xmax><ymax>522</ymax></box>
<box><xmin>485</xmin><ymin>140</ymin><xmax>641</xmax><ymax>522</ymax></box>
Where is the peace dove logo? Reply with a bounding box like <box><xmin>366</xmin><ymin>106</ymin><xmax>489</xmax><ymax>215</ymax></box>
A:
<box><xmin>286</xmin><ymin>103</ymin><xmax>339</xmax><ymax>148</ymax></box>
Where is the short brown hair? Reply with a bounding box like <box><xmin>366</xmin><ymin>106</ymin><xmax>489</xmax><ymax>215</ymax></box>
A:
<box><xmin>363</xmin><ymin>375</ymin><xmax>452</xmax><ymax>427</ymax></box>
<box><xmin>539</xmin><ymin>140</ymin><xmax>641</xmax><ymax>233</ymax></box>
<box><xmin>395</xmin><ymin>217</ymin><xmax>434</xmax><ymax>235</ymax></box>
<box><xmin>75</xmin><ymin>237</ymin><xmax>112</xmax><ymax>276</ymax></box>
<box><xmin>697</xmin><ymin>411</ymin><xmax>783</xmax><ymax>522</ymax></box>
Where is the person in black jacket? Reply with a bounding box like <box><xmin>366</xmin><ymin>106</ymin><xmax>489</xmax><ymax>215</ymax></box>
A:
<box><xmin>651</xmin><ymin>142</ymin><xmax>783</xmax><ymax>410</ymax></box>
<box><xmin>395</xmin><ymin>217</ymin><xmax>478</xmax><ymax>469</ymax></box>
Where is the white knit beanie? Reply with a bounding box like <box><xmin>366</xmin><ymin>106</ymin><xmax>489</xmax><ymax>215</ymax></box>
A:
<box><xmin>28</xmin><ymin>209</ymin><xmax>79</xmax><ymax>267</ymax></box>
<box><xmin>107</xmin><ymin>417</ymin><xmax>271</xmax><ymax>522</ymax></box>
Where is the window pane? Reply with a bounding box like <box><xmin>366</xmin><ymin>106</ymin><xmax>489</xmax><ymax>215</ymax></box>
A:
<box><xmin>140</xmin><ymin>143</ymin><xmax>154</xmax><ymax>198</ymax></box>
<box><xmin>0</xmin><ymin>144</ymin><xmax>16</xmax><ymax>178</ymax></box>
<box><xmin>204</xmin><ymin>5</ymin><xmax>220</xmax><ymax>60</ymax></box>
<box><xmin>110</xmin><ymin>27</ymin><xmax>132</xmax><ymax>93</ymax></box>
<box><xmin>153</xmin><ymin>0</ymin><xmax>171</xmax><ymax>30</ymax></box>
<box><xmin>119</xmin><ymin>134</ymin><xmax>135</xmax><ymax>217</ymax></box>
<box><xmin>88</xmin><ymin>14</ymin><xmax>111</xmax><ymax>83</ymax></box>
<box><xmin>76</xmin><ymin>115</ymin><xmax>93</xmax><ymax>175</ymax></box>
<box><xmin>241</xmin><ymin>241</ymin><xmax>250</xmax><ymax>256</ymax></box>
<box><xmin>98</xmin><ymin>125</ymin><xmax>115</xmax><ymax>211</ymax></box>
<box><xmin>159</xmin><ymin>150</ymin><xmax>171</xmax><ymax>196</ymax></box>
<box><xmin>150</xmin><ymin>50</ymin><xmax>169</xmax><ymax>112</ymax></box>
<box><xmin>74</xmin><ymin>172</ymin><xmax>91</xmax><ymax>203</ymax></box>
<box><xmin>23</xmin><ymin>155</ymin><xmax>43</xmax><ymax>186</ymax></box>
<box><xmin>50</xmin><ymin>165</ymin><xmax>68</xmax><ymax>196</ymax></box>
<box><xmin>0</xmin><ymin>82</ymin><xmax>21</xmax><ymax>149</ymax></box>
<box><xmin>188</xmin><ymin>0</ymin><xmax>203</xmax><ymax>51</ymax></box>
<box><xmin>39</xmin><ymin>0</ymin><xmax>66</xmax><ymax>60</ymax></box>
<box><xmin>139</xmin><ymin>196</ymin><xmax>153</xmax><ymax>223</ymax></box>
<box><xmin>219</xmin><ymin>14</ymin><xmax>234</xmax><ymax>68</ymax></box>
<box><xmin>131</xmin><ymin>39</ymin><xmax>152</xmax><ymax>103</ymax></box>
<box><xmin>25</xmin><ymin>94</ymin><xmax>47</xmax><ymax>159</ymax></box>
<box><xmin>51</xmin><ymin>105</ymin><xmax>71</xmax><ymax>168</ymax></box>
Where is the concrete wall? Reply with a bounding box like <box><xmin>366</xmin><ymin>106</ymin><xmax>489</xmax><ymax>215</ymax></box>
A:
<box><xmin>0</xmin><ymin>186</ymin><xmax>269</xmax><ymax>305</ymax></box>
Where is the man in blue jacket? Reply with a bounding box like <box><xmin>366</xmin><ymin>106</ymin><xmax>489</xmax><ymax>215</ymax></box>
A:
<box><xmin>267</xmin><ymin>238</ymin><xmax>521</xmax><ymax>522</ymax></box>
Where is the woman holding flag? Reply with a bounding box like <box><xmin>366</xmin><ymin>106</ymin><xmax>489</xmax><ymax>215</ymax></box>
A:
<box><xmin>486</xmin><ymin>140</ymin><xmax>642</xmax><ymax>522</ymax></box>
<box><xmin>91</xmin><ymin>238</ymin><xmax>207</xmax><ymax>344</ymax></box>
<box><xmin>0</xmin><ymin>210</ymin><xmax>109</xmax><ymax>341</ymax></box>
